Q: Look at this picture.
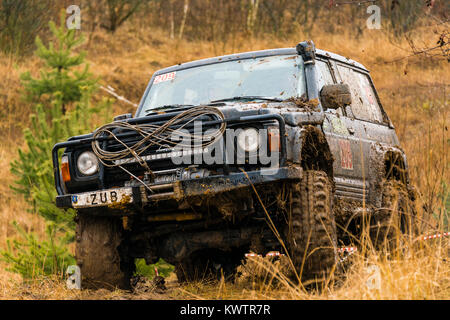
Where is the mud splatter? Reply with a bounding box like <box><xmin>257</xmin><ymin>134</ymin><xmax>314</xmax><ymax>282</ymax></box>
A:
<box><xmin>108</xmin><ymin>194</ymin><xmax>132</xmax><ymax>211</ymax></box>
<box><xmin>285</xmin><ymin>96</ymin><xmax>320</xmax><ymax>111</ymax></box>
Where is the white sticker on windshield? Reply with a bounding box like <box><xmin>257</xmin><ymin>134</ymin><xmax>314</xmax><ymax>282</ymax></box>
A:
<box><xmin>154</xmin><ymin>72</ymin><xmax>176</xmax><ymax>84</ymax></box>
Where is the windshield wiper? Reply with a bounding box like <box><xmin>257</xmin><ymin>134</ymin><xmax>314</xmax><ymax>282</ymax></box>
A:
<box><xmin>145</xmin><ymin>104</ymin><xmax>194</xmax><ymax>114</ymax></box>
<box><xmin>209</xmin><ymin>96</ymin><xmax>283</xmax><ymax>104</ymax></box>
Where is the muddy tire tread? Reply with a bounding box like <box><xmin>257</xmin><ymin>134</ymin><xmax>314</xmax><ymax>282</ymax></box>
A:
<box><xmin>370</xmin><ymin>179</ymin><xmax>416</xmax><ymax>248</ymax></box>
<box><xmin>75</xmin><ymin>214</ymin><xmax>134</xmax><ymax>289</ymax></box>
<box><xmin>287</xmin><ymin>170</ymin><xmax>338</xmax><ymax>282</ymax></box>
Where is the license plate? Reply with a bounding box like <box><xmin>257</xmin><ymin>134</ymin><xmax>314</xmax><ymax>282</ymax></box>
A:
<box><xmin>71</xmin><ymin>188</ymin><xmax>133</xmax><ymax>208</ymax></box>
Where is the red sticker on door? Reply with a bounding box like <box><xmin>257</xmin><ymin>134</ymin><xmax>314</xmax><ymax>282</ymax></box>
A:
<box><xmin>153</xmin><ymin>72</ymin><xmax>176</xmax><ymax>84</ymax></box>
<box><xmin>338</xmin><ymin>139</ymin><xmax>353</xmax><ymax>170</ymax></box>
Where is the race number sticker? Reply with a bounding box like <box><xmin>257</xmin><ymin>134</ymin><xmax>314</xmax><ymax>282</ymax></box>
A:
<box><xmin>153</xmin><ymin>72</ymin><xmax>176</xmax><ymax>84</ymax></box>
<box><xmin>338</xmin><ymin>139</ymin><xmax>353</xmax><ymax>170</ymax></box>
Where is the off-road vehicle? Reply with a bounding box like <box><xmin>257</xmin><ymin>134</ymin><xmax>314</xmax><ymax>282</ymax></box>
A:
<box><xmin>53</xmin><ymin>41</ymin><xmax>417</xmax><ymax>289</ymax></box>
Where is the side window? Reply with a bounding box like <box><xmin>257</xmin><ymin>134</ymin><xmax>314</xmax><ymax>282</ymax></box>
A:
<box><xmin>336</xmin><ymin>64</ymin><xmax>384</xmax><ymax>123</ymax></box>
<box><xmin>316</xmin><ymin>60</ymin><xmax>334</xmax><ymax>90</ymax></box>
<box><xmin>317</xmin><ymin>59</ymin><xmax>344</xmax><ymax>116</ymax></box>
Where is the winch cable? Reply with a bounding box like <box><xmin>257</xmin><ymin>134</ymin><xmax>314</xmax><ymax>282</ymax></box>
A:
<box><xmin>117</xmin><ymin>164</ymin><xmax>156</xmax><ymax>194</ymax></box>
<box><xmin>91</xmin><ymin>106</ymin><xmax>226</xmax><ymax>188</ymax></box>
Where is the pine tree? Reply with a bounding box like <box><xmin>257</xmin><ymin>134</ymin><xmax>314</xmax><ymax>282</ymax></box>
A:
<box><xmin>0</xmin><ymin>222</ymin><xmax>76</xmax><ymax>279</ymax></box>
<box><xmin>10</xmin><ymin>90</ymin><xmax>104</xmax><ymax>229</ymax></box>
<box><xmin>20</xmin><ymin>13</ymin><xmax>97</xmax><ymax>114</ymax></box>
<box><xmin>10</xmin><ymin>14</ymin><xmax>102</xmax><ymax>226</ymax></box>
<box><xmin>3</xmin><ymin>14</ymin><xmax>112</xmax><ymax>278</ymax></box>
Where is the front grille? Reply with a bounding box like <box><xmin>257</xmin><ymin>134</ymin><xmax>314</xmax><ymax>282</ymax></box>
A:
<box><xmin>100</xmin><ymin>110</ymin><xmax>224</xmax><ymax>188</ymax></box>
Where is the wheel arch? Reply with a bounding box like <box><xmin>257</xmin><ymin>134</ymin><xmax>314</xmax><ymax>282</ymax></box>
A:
<box><xmin>383</xmin><ymin>149</ymin><xmax>409</xmax><ymax>185</ymax></box>
<box><xmin>299</xmin><ymin>125</ymin><xmax>334</xmax><ymax>180</ymax></box>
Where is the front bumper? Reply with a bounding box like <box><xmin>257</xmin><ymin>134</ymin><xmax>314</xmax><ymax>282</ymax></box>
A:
<box><xmin>55</xmin><ymin>166</ymin><xmax>302</xmax><ymax>209</ymax></box>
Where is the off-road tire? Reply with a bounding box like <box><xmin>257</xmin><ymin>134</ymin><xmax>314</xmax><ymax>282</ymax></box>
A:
<box><xmin>75</xmin><ymin>214</ymin><xmax>134</xmax><ymax>290</ymax></box>
<box><xmin>284</xmin><ymin>170</ymin><xmax>338</xmax><ymax>284</ymax></box>
<box><xmin>370</xmin><ymin>180</ymin><xmax>416</xmax><ymax>249</ymax></box>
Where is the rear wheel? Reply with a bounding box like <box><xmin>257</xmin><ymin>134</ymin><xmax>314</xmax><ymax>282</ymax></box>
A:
<box><xmin>284</xmin><ymin>170</ymin><xmax>338</xmax><ymax>285</ymax></box>
<box><xmin>370</xmin><ymin>180</ymin><xmax>416</xmax><ymax>249</ymax></box>
<box><xmin>75</xmin><ymin>213</ymin><xmax>134</xmax><ymax>290</ymax></box>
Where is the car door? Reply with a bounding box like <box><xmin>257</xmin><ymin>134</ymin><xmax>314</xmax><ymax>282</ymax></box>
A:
<box><xmin>332</xmin><ymin>61</ymin><xmax>399</xmax><ymax>206</ymax></box>
<box><xmin>334</xmin><ymin>62</ymin><xmax>400</xmax><ymax>204</ymax></box>
<box><xmin>317</xmin><ymin>59</ymin><xmax>370</xmax><ymax>204</ymax></box>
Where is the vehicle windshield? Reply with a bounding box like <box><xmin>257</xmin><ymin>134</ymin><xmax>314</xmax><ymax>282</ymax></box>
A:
<box><xmin>139</xmin><ymin>54</ymin><xmax>306</xmax><ymax>115</ymax></box>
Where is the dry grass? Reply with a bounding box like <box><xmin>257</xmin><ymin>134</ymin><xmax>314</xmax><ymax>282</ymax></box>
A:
<box><xmin>1</xmin><ymin>237</ymin><xmax>448</xmax><ymax>300</ymax></box>
<box><xmin>0</xmin><ymin>21</ymin><xmax>448</xmax><ymax>300</ymax></box>
<box><xmin>189</xmin><ymin>240</ymin><xmax>449</xmax><ymax>300</ymax></box>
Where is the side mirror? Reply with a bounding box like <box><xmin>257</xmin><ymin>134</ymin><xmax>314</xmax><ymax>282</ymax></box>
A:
<box><xmin>320</xmin><ymin>84</ymin><xmax>352</xmax><ymax>110</ymax></box>
<box><xmin>113</xmin><ymin>113</ymin><xmax>133</xmax><ymax>122</ymax></box>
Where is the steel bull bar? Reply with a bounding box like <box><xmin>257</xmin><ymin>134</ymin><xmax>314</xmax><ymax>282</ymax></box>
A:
<box><xmin>53</xmin><ymin>114</ymin><xmax>289</xmax><ymax>206</ymax></box>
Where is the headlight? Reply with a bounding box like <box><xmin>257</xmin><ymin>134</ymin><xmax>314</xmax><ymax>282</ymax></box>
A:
<box><xmin>237</xmin><ymin>128</ymin><xmax>260</xmax><ymax>153</ymax></box>
<box><xmin>77</xmin><ymin>151</ymin><xmax>99</xmax><ymax>176</ymax></box>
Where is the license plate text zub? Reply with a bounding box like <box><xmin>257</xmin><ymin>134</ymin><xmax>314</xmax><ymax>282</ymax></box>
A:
<box><xmin>90</xmin><ymin>191</ymin><xmax>118</xmax><ymax>205</ymax></box>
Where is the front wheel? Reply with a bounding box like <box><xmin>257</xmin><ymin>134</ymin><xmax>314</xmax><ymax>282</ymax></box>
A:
<box><xmin>284</xmin><ymin>170</ymin><xmax>338</xmax><ymax>285</ymax></box>
<box><xmin>75</xmin><ymin>213</ymin><xmax>134</xmax><ymax>289</ymax></box>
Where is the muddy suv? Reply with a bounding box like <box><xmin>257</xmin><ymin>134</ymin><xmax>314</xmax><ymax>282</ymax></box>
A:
<box><xmin>53</xmin><ymin>41</ymin><xmax>416</xmax><ymax>289</ymax></box>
